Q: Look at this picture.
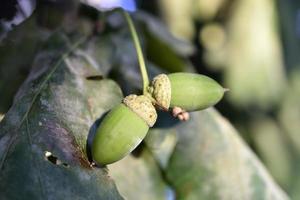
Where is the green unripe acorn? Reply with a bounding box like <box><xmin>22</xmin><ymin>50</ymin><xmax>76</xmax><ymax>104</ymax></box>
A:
<box><xmin>151</xmin><ymin>72</ymin><xmax>226</xmax><ymax>111</ymax></box>
<box><xmin>92</xmin><ymin>95</ymin><xmax>157</xmax><ymax>165</ymax></box>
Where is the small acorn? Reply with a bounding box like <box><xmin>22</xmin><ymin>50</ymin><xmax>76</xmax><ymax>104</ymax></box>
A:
<box><xmin>92</xmin><ymin>95</ymin><xmax>157</xmax><ymax>165</ymax></box>
<box><xmin>150</xmin><ymin>72</ymin><xmax>226</xmax><ymax>111</ymax></box>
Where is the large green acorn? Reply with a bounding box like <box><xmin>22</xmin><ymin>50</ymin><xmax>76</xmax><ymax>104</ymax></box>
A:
<box><xmin>92</xmin><ymin>95</ymin><xmax>157</xmax><ymax>165</ymax></box>
<box><xmin>150</xmin><ymin>72</ymin><xmax>225</xmax><ymax>111</ymax></box>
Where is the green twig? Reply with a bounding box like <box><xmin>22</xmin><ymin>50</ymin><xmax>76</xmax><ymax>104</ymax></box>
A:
<box><xmin>122</xmin><ymin>10</ymin><xmax>150</xmax><ymax>94</ymax></box>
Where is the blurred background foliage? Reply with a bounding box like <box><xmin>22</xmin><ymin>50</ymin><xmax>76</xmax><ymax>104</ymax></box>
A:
<box><xmin>1</xmin><ymin>0</ymin><xmax>300</xmax><ymax>199</ymax></box>
<box><xmin>156</xmin><ymin>0</ymin><xmax>300</xmax><ymax>198</ymax></box>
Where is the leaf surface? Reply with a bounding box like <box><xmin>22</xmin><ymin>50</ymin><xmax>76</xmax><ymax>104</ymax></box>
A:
<box><xmin>109</xmin><ymin>148</ymin><xmax>170</xmax><ymax>200</ymax></box>
<box><xmin>147</xmin><ymin>109</ymin><xmax>289</xmax><ymax>200</ymax></box>
<box><xmin>0</xmin><ymin>33</ymin><xmax>123</xmax><ymax>200</ymax></box>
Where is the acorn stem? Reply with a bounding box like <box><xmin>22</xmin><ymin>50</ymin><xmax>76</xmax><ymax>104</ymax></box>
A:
<box><xmin>122</xmin><ymin>10</ymin><xmax>150</xmax><ymax>95</ymax></box>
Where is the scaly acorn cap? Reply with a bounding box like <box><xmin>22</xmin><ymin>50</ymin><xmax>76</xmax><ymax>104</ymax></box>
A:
<box><xmin>123</xmin><ymin>94</ymin><xmax>157</xmax><ymax>127</ymax></box>
<box><xmin>151</xmin><ymin>74</ymin><xmax>171</xmax><ymax>109</ymax></box>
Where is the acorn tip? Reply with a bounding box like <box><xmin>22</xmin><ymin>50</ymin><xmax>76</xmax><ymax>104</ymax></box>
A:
<box><xmin>223</xmin><ymin>88</ymin><xmax>230</xmax><ymax>92</ymax></box>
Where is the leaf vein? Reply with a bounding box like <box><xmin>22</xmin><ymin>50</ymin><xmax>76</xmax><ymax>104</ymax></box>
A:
<box><xmin>0</xmin><ymin>36</ymin><xmax>87</xmax><ymax>171</ymax></box>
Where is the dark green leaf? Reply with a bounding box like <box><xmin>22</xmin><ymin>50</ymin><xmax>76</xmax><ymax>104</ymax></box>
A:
<box><xmin>0</xmin><ymin>33</ymin><xmax>123</xmax><ymax>200</ymax></box>
<box><xmin>0</xmin><ymin>16</ymin><xmax>43</xmax><ymax>113</ymax></box>
<box><xmin>136</xmin><ymin>12</ymin><xmax>194</xmax><ymax>56</ymax></box>
<box><xmin>136</xmin><ymin>12</ymin><xmax>194</xmax><ymax>73</ymax></box>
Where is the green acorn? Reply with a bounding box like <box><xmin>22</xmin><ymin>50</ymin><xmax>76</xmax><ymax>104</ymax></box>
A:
<box><xmin>150</xmin><ymin>72</ymin><xmax>226</xmax><ymax>111</ymax></box>
<box><xmin>92</xmin><ymin>95</ymin><xmax>157</xmax><ymax>165</ymax></box>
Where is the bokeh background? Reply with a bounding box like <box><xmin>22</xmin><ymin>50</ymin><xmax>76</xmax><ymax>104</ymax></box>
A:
<box><xmin>142</xmin><ymin>1</ymin><xmax>300</xmax><ymax>198</ymax></box>
<box><xmin>1</xmin><ymin>0</ymin><xmax>300</xmax><ymax>199</ymax></box>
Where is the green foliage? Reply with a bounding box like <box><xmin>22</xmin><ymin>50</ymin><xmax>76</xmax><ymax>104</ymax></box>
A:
<box><xmin>109</xmin><ymin>148</ymin><xmax>169</xmax><ymax>200</ymax></box>
<box><xmin>0</xmin><ymin>17</ymin><xmax>43</xmax><ymax>113</ymax></box>
<box><xmin>0</xmin><ymin>33</ymin><xmax>123</xmax><ymax>199</ymax></box>
<box><xmin>0</xmin><ymin>2</ymin><xmax>295</xmax><ymax>199</ymax></box>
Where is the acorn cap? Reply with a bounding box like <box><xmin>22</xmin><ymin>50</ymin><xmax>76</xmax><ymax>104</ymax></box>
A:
<box><xmin>151</xmin><ymin>74</ymin><xmax>171</xmax><ymax>109</ymax></box>
<box><xmin>123</xmin><ymin>95</ymin><xmax>157</xmax><ymax>127</ymax></box>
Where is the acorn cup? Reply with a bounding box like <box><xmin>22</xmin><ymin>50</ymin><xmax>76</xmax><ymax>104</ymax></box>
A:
<box><xmin>150</xmin><ymin>72</ymin><xmax>226</xmax><ymax>111</ymax></box>
<box><xmin>92</xmin><ymin>95</ymin><xmax>157</xmax><ymax>165</ymax></box>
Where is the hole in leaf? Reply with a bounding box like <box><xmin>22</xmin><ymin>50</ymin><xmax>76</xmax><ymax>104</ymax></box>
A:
<box><xmin>62</xmin><ymin>163</ymin><xmax>69</xmax><ymax>167</ymax></box>
<box><xmin>86</xmin><ymin>75</ymin><xmax>103</xmax><ymax>80</ymax></box>
<box><xmin>44</xmin><ymin>151</ymin><xmax>69</xmax><ymax>168</ymax></box>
